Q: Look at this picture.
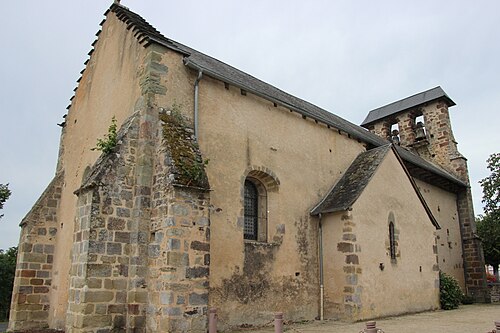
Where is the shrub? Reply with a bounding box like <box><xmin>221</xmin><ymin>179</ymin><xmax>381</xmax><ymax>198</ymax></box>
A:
<box><xmin>461</xmin><ymin>294</ymin><xmax>474</xmax><ymax>305</ymax></box>
<box><xmin>439</xmin><ymin>271</ymin><xmax>464</xmax><ymax>310</ymax></box>
<box><xmin>91</xmin><ymin>116</ymin><xmax>117</xmax><ymax>154</ymax></box>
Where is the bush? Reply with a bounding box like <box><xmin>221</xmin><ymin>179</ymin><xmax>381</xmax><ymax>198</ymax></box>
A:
<box><xmin>461</xmin><ymin>294</ymin><xmax>474</xmax><ymax>305</ymax></box>
<box><xmin>439</xmin><ymin>271</ymin><xmax>464</xmax><ymax>310</ymax></box>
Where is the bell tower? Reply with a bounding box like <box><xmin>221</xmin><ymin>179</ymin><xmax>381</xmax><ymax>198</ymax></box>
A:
<box><xmin>361</xmin><ymin>86</ymin><xmax>489</xmax><ymax>302</ymax></box>
<box><xmin>361</xmin><ymin>86</ymin><xmax>467</xmax><ymax>180</ymax></box>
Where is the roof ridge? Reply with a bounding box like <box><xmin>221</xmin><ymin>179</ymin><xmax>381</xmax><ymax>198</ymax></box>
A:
<box><xmin>361</xmin><ymin>86</ymin><xmax>455</xmax><ymax>126</ymax></box>
<box><xmin>66</xmin><ymin>3</ymin><xmax>465</xmax><ymax>192</ymax></box>
<box><xmin>370</xmin><ymin>86</ymin><xmax>443</xmax><ymax>112</ymax></box>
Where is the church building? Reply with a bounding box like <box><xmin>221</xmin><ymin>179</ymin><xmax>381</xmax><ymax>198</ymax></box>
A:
<box><xmin>9</xmin><ymin>3</ymin><xmax>488</xmax><ymax>332</ymax></box>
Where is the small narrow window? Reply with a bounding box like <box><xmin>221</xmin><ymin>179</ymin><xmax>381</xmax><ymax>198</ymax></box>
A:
<box><xmin>389</xmin><ymin>222</ymin><xmax>396</xmax><ymax>260</ymax></box>
<box><xmin>244</xmin><ymin>180</ymin><xmax>259</xmax><ymax>240</ymax></box>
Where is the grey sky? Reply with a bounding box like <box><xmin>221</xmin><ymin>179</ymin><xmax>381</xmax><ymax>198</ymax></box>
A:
<box><xmin>1</xmin><ymin>1</ymin><xmax>498</xmax><ymax>249</ymax></box>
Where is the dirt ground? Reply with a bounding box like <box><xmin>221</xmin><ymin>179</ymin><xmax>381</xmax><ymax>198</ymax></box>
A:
<box><xmin>0</xmin><ymin>304</ymin><xmax>498</xmax><ymax>333</ymax></box>
<box><xmin>236</xmin><ymin>304</ymin><xmax>500</xmax><ymax>333</ymax></box>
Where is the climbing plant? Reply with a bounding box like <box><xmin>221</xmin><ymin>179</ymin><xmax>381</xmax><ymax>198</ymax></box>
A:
<box><xmin>92</xmin><ymin>116</ymin><xmax>118</xmax><ymax>154</ymax></box>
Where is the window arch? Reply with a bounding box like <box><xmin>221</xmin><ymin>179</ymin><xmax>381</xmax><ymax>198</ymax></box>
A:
<box><xmin>243</xmin><ymin>177</ymin><xmax>268</xmax><ymax>242</ymax></box>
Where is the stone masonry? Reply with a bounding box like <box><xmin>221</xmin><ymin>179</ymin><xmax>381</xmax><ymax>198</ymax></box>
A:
<box><xmin>366</xmin><ymin>99</ymin><xmax>489</xmax><ymax>302</ymax></box>
<box><xmin>64</xmin><ymin>102</ymin><xmax>211</xmax><ymax>333</ymax></box>
<box><xmin>338</xmin><ymin>211</ymin><xmax>362</xmax><ymax>318</ymax></box>
<box><xmin>9</xmin><ymin>173</ymin><xmax>63</xmax><ymax>331</ymax></box>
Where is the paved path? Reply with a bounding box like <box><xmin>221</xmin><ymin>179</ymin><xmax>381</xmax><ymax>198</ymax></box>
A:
<box><xmin>234</xmin><ymin>304</ymin><xmax>500</xmax><ymax>333</ymax></box>
<box><xmin>0</xmin><ymin>322</ymin><xmax>7</xmax><ymax>333</ymax></box>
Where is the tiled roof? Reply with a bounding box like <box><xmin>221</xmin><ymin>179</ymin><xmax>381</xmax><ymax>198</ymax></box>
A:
<box><xmin>102</xmin><ymin>4</ymin><xmax>466</xmax><ymax>191</ymax></box>
<box><xmin>361</xmin><ymin>86</ymin><xmax>456</xmax><ymax>127</ymax></box>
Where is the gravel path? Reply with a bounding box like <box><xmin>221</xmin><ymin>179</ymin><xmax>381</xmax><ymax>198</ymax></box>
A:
<box><xmin>233</xmin><ymin>304</ymin><xmax>500</xmax><ymax>333</ymax></box>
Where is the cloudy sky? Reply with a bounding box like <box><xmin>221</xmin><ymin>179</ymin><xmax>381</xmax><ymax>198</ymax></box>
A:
<box><xmin>0</xmin><ymin>1</ymin><xmax>498</xmax><ymax>250</ymax></box>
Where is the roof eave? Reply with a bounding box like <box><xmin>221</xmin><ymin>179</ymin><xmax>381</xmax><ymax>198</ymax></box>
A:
<box><xmin>361</xmin><ymin>87</ymin><xmax>456</xmax><ymax>127</ymax></box>
<box><xmin>184</xmin><ymin>59</ymin><xmax>383</xmax><ymax>147</ymax></box>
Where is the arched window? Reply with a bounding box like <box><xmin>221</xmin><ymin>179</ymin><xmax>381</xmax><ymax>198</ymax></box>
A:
<box><xmin>389</xmin><ymin>221</ymin><xmax>396</xmax><ymax>260</ymax></box>
<box><xmin>243</xmin><ymin>177</ymin><xmax>268</xmax><ymax>241</ymax></box>
<box><xmin>244</xmin><ymin>180</ymin><xmax>259</xmax><ymax>240</ymax></box>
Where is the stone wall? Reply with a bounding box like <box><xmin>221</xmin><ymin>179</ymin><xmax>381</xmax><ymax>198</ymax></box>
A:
<box><xmin>9</xmin><ymin>173</ymin><xmax>63</xmax><ymax>331</ymax></box>
<box><xmin>489</xmin><ymin>283</ymin><xmax>500</xmax><ymax>303</ymax></box>
<box><xmin>147</xmin><ymin>185</ymin><xmax>210</xmax><ymax>332</ymax></box>
<box><xmin>457</xmin><ymin>189</ymin><xmax>489</xmax><ymax>302</ymax></box>
<box><xmin>338</xmin><ymin>211</ymin><xmax>363</xmax><ymax>318</ymax></box>
<box><xmin>65</xmin><ymin>112</ymin><xmax>145</xmax><ymax>333</ymax></box>
<box><xmin>146</xmin><ymin>108</ymin><xmax>211</xmax><ymax>332</ymax></box>
<box><xmin>62</xmin><ymin>103</ymin><xmax>211</xmax><ymax>333</ymax></box>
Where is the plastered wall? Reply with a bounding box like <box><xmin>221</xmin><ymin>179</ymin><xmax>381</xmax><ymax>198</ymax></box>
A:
<box><xmin>47</xmin><ymin>14</ymin><xmax>147</xmax><ymax>328</ymax></box>
<box><xmin>415</xmin><ymin>179</ymin><xmax>465</xmax><ymax>289</ymax></box>
<box><xmin>151</xmin><ymin>50</ymin><xmax>368</xmax><ymax>325</ymax></box>
<box><xmin>322</xmin><ymin>152</ymin><xmax>439</xmax><ymax>320</ymax></box>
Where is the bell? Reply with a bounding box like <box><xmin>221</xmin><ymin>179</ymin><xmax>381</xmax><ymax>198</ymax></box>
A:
<box><xmin>391</xmin><ymin>129</ymin><xmax>400</xmax><ymax>145</ymax></box>
<box><xmin>415</xmin><ymin>122</ymin><xmax>426</xmax><ymax>141</ymax></box>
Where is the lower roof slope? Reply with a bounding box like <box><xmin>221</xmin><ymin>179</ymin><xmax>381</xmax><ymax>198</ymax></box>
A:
<box><xmin>311</xmin><ymin>145</ymin><xmax>392</xmax><ymax>215</ymax></box>
<box><xmin>310</xmin><ymin>144</ymin><xmax>439</xmax><ymax>228</ymax></box>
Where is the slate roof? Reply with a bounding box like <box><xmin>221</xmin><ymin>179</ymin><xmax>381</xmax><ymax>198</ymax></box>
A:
<box><xmin>361</xmin><ymin>86</ymin><xmax>456</xmax><ymax>127</ymax></box>
<box><xmin>106</xmin><ymin>4</ymin><xmax>385</xmax><ymax>148</ymax></box>
<box><xmin>394</xmin><ymin>145</ymin><xmax>466</xmax><ymax>190</ymax></box>
<box><xmin>310</xmin><ymin>145</ymin><xmax>392</xmax><ymax>215</ymax></box>
<box><xmin>310</xmin><ymin>145</ymin><xmax>440</xmax><ymax>229</ymax></box>
<box><xmin>98</xmin><ymin>4</ymin><xmax>466</xmax><ymax>191</ymax></box>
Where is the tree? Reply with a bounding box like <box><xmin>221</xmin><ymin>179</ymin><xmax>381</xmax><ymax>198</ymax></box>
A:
<box><xmin>479</xmin><ymin>153</ymin><xmax>500</xmax><ymax>215</ymax></box>
<box><xmin>478</xmin><ymin>153</ymin><xmax>500</xmax><ymax>279</ymax></box>
<box><xmin>0</xmin><ymin>247</ymin><xmax>17</xmax><ymax>320</ymax></box>
<box><xmin>476</xmin><ymin>214</ymin><xmax>500</xmax><ymax>278</ymax></box>
<box><xmin>0</xmin><ymin>183</ymin><xmax>11</xmax><ymax>220</ymax></box>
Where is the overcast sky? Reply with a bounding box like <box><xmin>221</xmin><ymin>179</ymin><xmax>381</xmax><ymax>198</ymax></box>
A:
<box><xmin>0</xmin><ymin>1</ymin><xmax>498</xmax><ymax>250</ymax></box>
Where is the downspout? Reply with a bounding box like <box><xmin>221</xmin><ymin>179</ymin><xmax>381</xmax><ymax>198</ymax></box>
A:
<box><xmin>194</xmin><ymin>70</ymin><xmax>203</xmax><ymax>139</ymax></box>
<box><xmin>318</xmin><ymin>213</ymin><xmax>324</xmax><ymax>321</ymax></box>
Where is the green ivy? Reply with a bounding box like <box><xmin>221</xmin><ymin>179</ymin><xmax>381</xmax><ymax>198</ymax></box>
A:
<box><xmin>92</xmin><ymin>116</ymin><xmax>117</xmax><ymax>154</ymax></box>
<box><xmin>439</xmin><ymin>271</ymin><xmax>464</xmax><ymax>310</ymax></box>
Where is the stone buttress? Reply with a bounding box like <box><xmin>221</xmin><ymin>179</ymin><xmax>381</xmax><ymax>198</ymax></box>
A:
<box><xmin>8</xmin><ymin>174</ymin><xmax>63</xmax><ymax>331</ymax></box>
<box><xmin>65</xmin><ymin>104</ymin><xmax>211</xmax><ymax>333</ymax></box>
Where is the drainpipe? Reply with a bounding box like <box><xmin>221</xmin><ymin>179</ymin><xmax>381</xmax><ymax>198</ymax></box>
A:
<box><xmin>194</xmin><ymin>70</ymin><xmax>203</xmax><ymax>139</ymax></box>
<box><xmin>318</xmin><ymin>213</ymin><xmax>324</xmax><ymax>321</ymax></box>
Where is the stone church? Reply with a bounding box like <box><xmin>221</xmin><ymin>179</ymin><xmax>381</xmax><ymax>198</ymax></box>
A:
<box><xmin>9</xmin><ymin>3</ymin><xmax>488</xmax><ymax>332</ymax></box>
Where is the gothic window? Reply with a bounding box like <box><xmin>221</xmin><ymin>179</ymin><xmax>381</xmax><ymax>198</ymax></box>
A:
<box><xmin>389</xmin><ymin>221</ymin><xmax>396</xmax><ymax>260</ymax></box>
<box><xmin>243</xmin><ymin>177</ymin><xmax>268</xmax><ymax>242</ymax></box>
